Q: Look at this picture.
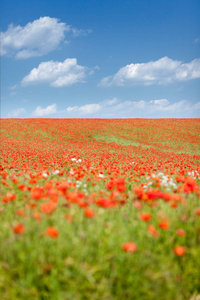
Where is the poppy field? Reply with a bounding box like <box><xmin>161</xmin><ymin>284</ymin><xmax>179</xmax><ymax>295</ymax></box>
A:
<box><xmin>0</xmin><ymin>118</ymin><xmax>200</xmax><ymax>300</ymax></box>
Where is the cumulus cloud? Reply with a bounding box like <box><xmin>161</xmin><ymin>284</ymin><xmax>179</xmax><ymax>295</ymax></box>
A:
<box><xmin>67</xmin><ymin>103</ymin><xmax>101</xmax><ymax>114</ymax></box>
<box><xmin>99</xmin><ymin>57</ymin><xmax>200</xmax><ymax>86</ymax></box>
<box><xmin>64</xmin><ymin>98</ymin><xmax>200</xmax><ymax>118</ymax></box>
<box><xmin>29</xmin><ymin>99</ymin><xmax>200</xmax><ymax>118</ymax></box>
<box><xmin>32</xmin><ymin>104</ymin><xmax>57</xmax><ymax>117</ymax></box>
<box><xmin>22</xmin><ymin>58</ymin><xmax>87</xmax><ymax>87</ymax></box>
<box><xmin>1</xmin><ymin>17</ymin><xmax>91</xmax><ymax>59</ymax></box>
<box><xmin>8</xmin><ymin>107</ymin><xmax>26</xmax><ymax>117</ymax></box>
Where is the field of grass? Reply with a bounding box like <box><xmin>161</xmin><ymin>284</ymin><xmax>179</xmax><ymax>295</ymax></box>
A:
<box><xmin>0</xmin><ymin>118</ymin><xmax>200</xmax><ymax>300</ymax></box>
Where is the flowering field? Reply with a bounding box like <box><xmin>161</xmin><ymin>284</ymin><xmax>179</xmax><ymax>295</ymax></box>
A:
<box><xmin>0</xmin><ymin>118</ymin><xmax>200</xmax><ymax>300</ymax></box>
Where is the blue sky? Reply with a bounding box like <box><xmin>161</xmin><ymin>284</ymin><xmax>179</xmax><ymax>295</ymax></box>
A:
<box><xmin>1</xmin><ymin>0</ymin><xmax>200</xmax><ymax>118</ymax></box>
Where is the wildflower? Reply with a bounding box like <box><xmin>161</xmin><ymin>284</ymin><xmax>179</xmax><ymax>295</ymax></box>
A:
<box><xmin>16</xmin><ymin>209</ymin><xmax>26</xmax><ymax>217</ymax></box>
<box><xmin>183</xmin><ymin>177</ymin><xmax>198</xmax><ymax>193</ymax></box>
<box><xmin>159</xmin><ymin>220</ymin><xmax>169</xmax><ymax>230</ymax></box>
<box><xmin>84</xmin><ymin>208</ymin><xmax>95</xmax><ymax>218</ymax></box>
<box><xmin>146</xmin><ymin>189</ymin><xmax>164</xmax><ymax>200</ymax></box>
<box><xmin>148</xmin><ymin>225</ymin><xmax>159</xmax><ymax>238</ymax></box>
<box><xmin>42</xmin><ymin>172</ymin><xmax>48</xmax><ymax>178</ymax></box>
<box><xmin>2</xmin><ymin>192</ymin><xmax>16</xmax><ymax>203</ymax></box>
<box><xmin>133</xmin><ymin>201</ymin><xmax>143</xmax><ymax>210</ymax></box>
<box><xmin>176</xmin><ymin>228</ymin><xmax>186</xmax><ymax>237</ymax></box>
<box><xmin>176</xmin><ymin>175</ymin><xmax>185</xmax><ymax>183</ymax></box>
<box><xmin>59</xmin><ymin>170</ymin><xmax>65</xmax><ymax>176</ymax></box>
<box><xmin>46</xmin><ymin>227</ymin><xmax>59</xmax><ymax>238</ymax></box>
<box><xmin>133</xmin><ymin>186</ymin><xmax>143</xmax><ymax>199</ymax></box>
<box><xmin>40</xmin><ymin>201</ymin><xmax>57</xmax><ymax>214</ymax></box>
<box><xmin>29</xmin><ymin>178</ymin><xmax>37</xmax><ymax>184</ymax></box>
<box><xmin>122</xmin><ymin>242</ymin><xmax>137</xmax><ymax>252</ymax></box>
<box><xmin>33</xmin><ymin>212</ymin><xmax>42</xmax><ymax>221</ymax></box>
<box><xmin>170</xmin><ymin>193</ymin><xmax>182</xmax><ymax>202</ymax></box>
<box><xmin>139</xmin><ymin>212</ymin><xmax>152</xmax><ymax>222</ymax></box>
<box><xmin>98</xmin><ymin>173</ymin><xmax>104</xmax><ymax>178</ymax></box>
<box><xmin>18</xmin><ymin>183</ymin><xmax>25</xmax><ymax>191</ymax></box>
<box><xmin>116</xmin><ymin>178</ymin><xmax>126</xmax><ymax>192</ymax></box>
<box><xmin>13</xmin><ymin>223</ymin><xmax>24</xmax><ymax>234</ymax></box>
<box><xmin>53</xmin><ymin>170</ymin><xmax>59</xmax><ymax>175</ymax></box>
<box><xmin>96</xmin><ymin>197</ymin><xmax>117</xmax><ymax>208</ymax></box>
<box><xmin>106</xmin><ymin>180</ymin><xmax>115</xmax><ymax>190</ymax></box>
<box><xmin>174</xmin><ymin>246</ymin><xmax>185</xmax><ymax>256</ymax></box>
<box><xmin>31</xmin><ymin>186</ymin><xmax>43</xmax><ymax>200</ymax></box>
<box><xmin>12</xmin><ymin>177</ymin><xmax>18</xmax><ymax>184</ymax></box>
<box><xmin>170</xmin><ymin>202</ymin><xmax>178</xmax><ymax>208</ymax></box>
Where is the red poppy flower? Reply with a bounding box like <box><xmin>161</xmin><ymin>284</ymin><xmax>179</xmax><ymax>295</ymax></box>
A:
<box><xmin>2</xmin><ymin>192</ymin><xmax>16</xmax><ymax>203</ymax></box>
<box><xmin>33</xmin><ymin>212</ymin><xmax>42</xmax><ymax>221</ymax></box>
<box><xmin>116</xmin><ymin>178</ymin><xmax>126</xmax><ymax>192</ymax></box>
<box><xmin>174</xmin><ymin>246</ymin><xmax>185</xmax><ymax>256</ymax></box>
<box><xmin>31</xmin><ymin>186</ymin><xmax>44</xmax><ymax>200</ymax></box>
<box><xmin>13</xmin><ymin>223</ymin><xmax>24</xmax><ymax>234</ymax></box>
<box><xmin>40</xmin><ymin>201</ymin><xmax>57</xmax><ymax>214</ymax></box>
<box><xmin>134</xmin><ymin>201</ymin><xmax>143</xmax><ymax>210</ymax></box>
<box><xmin>106</xmin><ymin>180</ymin><xmax>115</xmax><ymax>190</ymax></box>
<box><xmin>139</xmin><ymin>212</ymin><xmax>152</xmax><ymax>222</ymax></box>
<box><xmin>183</xmin><ymin>177</ymin><xmax>198</xmax><ymax>193</ymax></box>
<box><xmin>148</xmin><ymin>225</ymin><xmax>159</xmax><ymax>238</ymax></box>
<box><xmin>46</xmin><ymin>227</ymin><xmax>59</xmax><ymax>239</ymax></box>
<box><xmin>133</xmin><ymin>186</ymin><xmax>143</xmax><ymax>199</ymax></box>
<box><xmin>84</xmin><ymin>208</ymin><xmax>95</xmax><ymax>218</ymax></box>
<box><xmin>122</xmin><ymin>242</ymin><xmax>137</xmax><ymax>252</ymax></box>
<box><xmin>159</xmin><ymin>220</ymin><xmax>169</xmax><ymax>230</ymax></box>
<box><xmin>176</xmin><ymin>228</ymin><xmax>186</xmax><ymax>237</ymax></box>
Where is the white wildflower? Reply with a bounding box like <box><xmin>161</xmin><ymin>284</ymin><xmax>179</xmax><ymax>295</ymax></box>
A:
<box><xmin>98</xmin><ymin>173</ymin><xmax>104</xmax><ymax>178</ymax></box>
<box><xmin>42</xmin><ymin>172</ymin><xmax>48</xmax><ymax>178</ymax></box>
<box><xmin>53</xmin><ymin>170</ymin><xmax>59</xmax><ymax>175</ymax></box>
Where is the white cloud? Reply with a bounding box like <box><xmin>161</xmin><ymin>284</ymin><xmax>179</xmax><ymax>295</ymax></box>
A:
<box><xmin>9</xmin><ymin>84</ymin><xmax>18</xmax><ymax>96</ymax></box>
<box><xmin>22</xmin><ymin>58</ymin><xmax>87</xmax><ymax>87</ymax></box>
<box><xmin>149</xmin><ymin>99</ymin><xmax>169</xmax><ymax>106</ymax></box>
<box><xmin>32</xmin><ymin>104</ymin><xmax>57</xmax><ymax>116</ymax></box>
<box><xmin>64</xmin><ymin>98</ymin><xmax>200</xmax><ymax>118</ymax></box>
<box><xmin>67</xmin><ymin>103</ymin><xmax>101</xmax><ymax>114</ymax></box>
<box><xmin>99</xmin><ymin>57</ymin><xmax>200</xmax><ymax>86</ymax></box>
<box><xmin>194</xmin><ymin>38</ymin><xmax>200</xmax><ymax>44</ymax></box>
<box><xmin>9</xmin><ymin>84</ymin><xmax>18</xmax><ymax>90</ymax></box>
<box><xmin>69</xmin><ymin>27</ymin><xmax>92</xmax><ymax>37</ymax></box>
<box><xmin>8</xmin><ymin>107</ymin><xmax>26</xmax><ymax>117</ymax></box>
<box><xmin>1</xmin><ymin>17</ymin><xmax>91</xmax><ymax>59</ymax></box>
